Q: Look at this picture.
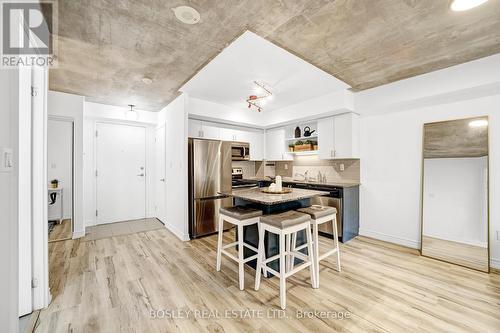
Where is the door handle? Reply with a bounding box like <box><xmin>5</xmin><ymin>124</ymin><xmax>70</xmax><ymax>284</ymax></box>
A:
<box><xmin>160</xmin><ymin>178</ymin><xmax>165</xmax><ymax>182</ymax></box>
<box><xmin>137</xmin><ymin>173</ymin><xmax>145</xmax><ymax>177</ymax></box>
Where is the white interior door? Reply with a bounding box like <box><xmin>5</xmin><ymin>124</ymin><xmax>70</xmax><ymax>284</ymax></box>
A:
<box><xmin>96</xmin><ymin>123</ymin><xmax>146</xmax><ymax>224</ymax></box>
<box><xmin>155</xmin><ymin>126</ymin><xmax>166</xmax><ymax>223</ymax></box>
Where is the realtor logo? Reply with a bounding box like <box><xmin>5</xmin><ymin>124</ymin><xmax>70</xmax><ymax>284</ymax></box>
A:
<box><xmin>1</xmin><ymin>0</ymin><xmax>57</xmax><ymax>67</ymax></box>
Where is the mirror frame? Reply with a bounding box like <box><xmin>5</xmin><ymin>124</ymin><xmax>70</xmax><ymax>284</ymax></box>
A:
<box><xmin>420</xmin><ymin>116</ymin><xmax>490</xmax><ymax>273</ymax></box>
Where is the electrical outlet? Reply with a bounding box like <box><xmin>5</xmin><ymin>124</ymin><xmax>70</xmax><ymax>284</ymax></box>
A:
<box><xmin>339</xmin><ymin>163</ymin><xmax>345</xmax><ymax>171</ymax></box>
<box><xmin>284</xmin><ymin>164</ymin><xmax>288</xmax><ymax>170</ymax></box>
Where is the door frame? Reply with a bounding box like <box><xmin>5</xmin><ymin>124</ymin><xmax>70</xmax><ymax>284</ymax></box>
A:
<box><xmin>93</xmin><ymin>120</ymin><xmax>149</xmax><ymax>225</ymax></box>
<box><xmin>47</xmin><ymin>116</ymin><xmax>75</xmax><ymax>241</ymax></box>
<box><xmin>155</xmin><ymin>124</ymin><xmax>166</xmax><ymax>224</ymax></box>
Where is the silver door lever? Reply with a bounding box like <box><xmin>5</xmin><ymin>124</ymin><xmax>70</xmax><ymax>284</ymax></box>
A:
<box><xmin>137</xmin><ymin>173</ymin><xmax>145</xmax><ymax>177</ymax></box>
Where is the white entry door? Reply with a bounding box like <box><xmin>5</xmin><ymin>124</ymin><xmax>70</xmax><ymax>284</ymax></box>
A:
<box><xmin>155</xmin><ymin>126</ymin><xmax>166</xmax><ymax>223</ymax></box>
<box><xmin>96</xmin><ymin>123</ymin><xmax>146</xmax><ymax>224</ymax></box>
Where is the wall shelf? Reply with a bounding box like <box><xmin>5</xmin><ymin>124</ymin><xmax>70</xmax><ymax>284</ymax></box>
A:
<box><xmin>287</xmin><ymin>150</ymin><xmax>319</xmax><ymax>155</ymax></box>
<box><xmin>285</xmin><ymin>135</ymin><xmax>318</xmax><ymax>141</ymax></box>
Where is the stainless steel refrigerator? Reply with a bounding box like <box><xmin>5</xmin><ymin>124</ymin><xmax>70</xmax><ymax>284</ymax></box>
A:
<box><xmin>188</xmin><ymin>138</ymin><xmax>233</xmax><ymax>238</ymax></box>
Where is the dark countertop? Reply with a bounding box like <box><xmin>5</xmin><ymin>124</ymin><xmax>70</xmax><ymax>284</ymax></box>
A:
<box><xmin>241</xmin><ymin>176</ymin><xmax>361</xmax><ymax>188</ymax></box>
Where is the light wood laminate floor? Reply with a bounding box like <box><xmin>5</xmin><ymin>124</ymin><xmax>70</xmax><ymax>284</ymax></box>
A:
<box><xmin>48</xmin><ymin>219</ymin><xmax>72</xmax><ymax>242</ymax></box>
<box><xmin>36</xmin><ymin>228</ymin><xmax>500</xmax><ymax>333</ymax></box>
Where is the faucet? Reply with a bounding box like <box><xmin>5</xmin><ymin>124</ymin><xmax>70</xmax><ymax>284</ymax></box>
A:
<box><xmin>295</xmin><ymin>170</ymin><xmax>310</xmax><ymax>182</ymax></box>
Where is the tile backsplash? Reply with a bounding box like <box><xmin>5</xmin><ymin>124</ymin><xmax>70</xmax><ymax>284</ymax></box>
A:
<box><xmin>235</xmin><ymin>156</ymin><xmax>360</xmax><ymax>183</ymax></box>
<box><xmin>291</xmin><ymin>156</ymin><xmax>360</xmax><ymax>183</ymax></box>
<box><xmin>232</xmin><ymin>161</ymin><xmax>255</xmax><ymax>178</ymax></box>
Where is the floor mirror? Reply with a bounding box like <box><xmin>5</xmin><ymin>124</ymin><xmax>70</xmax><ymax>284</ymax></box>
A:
<box><xmin>421</xmin><ymin>116</ymin><xmax>489</xmax><ymax>272</ymax></box>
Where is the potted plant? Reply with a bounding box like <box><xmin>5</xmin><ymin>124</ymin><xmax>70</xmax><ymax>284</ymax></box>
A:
<box><xmin>311</xmin><ymin>140</ymin><xmax>318</xmax><ymax>150</ymax></box>
<box><xmin>294</xmin><ymin>140</ymin><xmax>313</xmax><ymax>151</ymax></box>
<box><xmin>288</xmin><ymin>143</ymin><xmax>295</xmax><ymax>152</ymax></box>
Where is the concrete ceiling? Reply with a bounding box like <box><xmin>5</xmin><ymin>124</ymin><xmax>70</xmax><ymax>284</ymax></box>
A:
<box><xmin>49</xmin><ymin>0</ymin><xmax>500</xmax><ymax>111</ymax></box>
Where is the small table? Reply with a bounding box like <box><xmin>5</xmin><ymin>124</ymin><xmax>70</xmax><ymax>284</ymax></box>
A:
<box><xmin>222</xmin><ymin>187</ymin><xmax>329</xmax><ymax>273</ymax></box>
<box><xmin>48</xmin><ymin>187</ymin><xmax>64</xmax><ymax>223</ymax></box>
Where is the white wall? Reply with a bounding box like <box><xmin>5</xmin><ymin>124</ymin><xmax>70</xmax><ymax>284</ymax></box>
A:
<box><xmin>47</xmin><ymin>91</ymin><xmax>85</xmax><ymax>237</ymax></box>
<box><xmin>0</xmin><ymin>69</ymin><xmax>21</xmax><ymax>332</ymax></box>
<box><xmin>359</xmin><ymin>94</ymin><xmax>500</xmax><ymax>268</ymax></box>
<box><xmin>423</xmin><ymin>157</ymin><xmax>488</xmax><ymax>247</ymax></box>
<box><xmin>47</xmin><ymin>119</ymin><xmax>73</xmax><ymax>219</ymax></box>
<box><xmin>83</xmin><ymin>101</ymin><xmax>158</xmax><ymax>227</ymax></box>
<box><xmin>187</xmin><ymin>91</ymin><xmax>354</xmax><ymax>129</ymax></box>
<box><xmin>157</xmin><ymin>94</ymin><xmax>190</xmax><ymax>241</ymax></box>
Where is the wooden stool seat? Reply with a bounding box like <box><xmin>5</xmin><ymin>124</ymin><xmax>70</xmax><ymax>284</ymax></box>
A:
<box><xmin>216</xmin><ymin>206</ymin><xmax>262</xmax><ymax>291</ymax></box>
<box><xmin>255</xmin><ymin>211</ymin><xmax>317</xmax><ymax>310</ymax></box>
<box><xmin>296</xmin><ymin>205</ymin><xmax>341</xmax><ymax>288</ymax></box>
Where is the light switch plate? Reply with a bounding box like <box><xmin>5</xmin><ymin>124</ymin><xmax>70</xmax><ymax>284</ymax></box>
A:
<box><xmin>0</xmin><ymin>147</ymin><xmax>13</xmax><ymax>172</ymax></box>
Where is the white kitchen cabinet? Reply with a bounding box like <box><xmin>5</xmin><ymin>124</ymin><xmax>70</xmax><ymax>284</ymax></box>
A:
<box><xmin>188</xmin><ymin>119</ymin><xmax>265</xmax><ymax>160</ymax></box>
<box><xmin>265</xmin><ymin>128</ymin><xmax>293</xmax><ymax>161</ymax></box>
<box><xmin>188</xmin><ymin>119</ymin><xmax>202</xmax><ymax>138</ymax></box>
<box><xmin>334</xmin><ymin>113</ymin><xmax>359</xmax><ymax>158</ymax></box>
<box><xmin>188</xmin><ymin>119</ymin><xmax>220</xmax><ymax>140</ymax></box>
<box><xmin>220</xmin><ymin>127</ymin><xmax>245</xmax><ymax>142</ymax></box>
<box><xmin>247</xmin><ymin>131</ymin><xmax>264</xmax><ymax>161</ymax></box>
<box><xmin>317</xmin><ymin>113</ymin><xmax>359</xmax><ymax>159</ymax></box>
<box><xmin>317</xmin><ymin>117</ymin><xmax>335</xmax><ymax>159</ymax></box>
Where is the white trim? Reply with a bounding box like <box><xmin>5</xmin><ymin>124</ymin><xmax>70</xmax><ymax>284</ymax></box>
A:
<box><xmin>84</xmin><ymin>219</ymin><xmax>95</xmax><ymax>227</ymax></box>
<box><xmin>490</xmin><ymin>258</ymin><xmax>500</xmax><ymax>269</ymax></box>
<box><xmin>32</xmin><ymin>67</ymin><xmax>50</xmax><ymax>310</ymax></box>
<box><xmin>164</xmin><ymin>221</ymin><xmax>190</xmax><ymax>241</ymax></box>
<box><xmin>72</xmin><ymin>230</ymin><xmax>86</xmax><ymax>239</ymax></box>
<box><xmin>359</xmin><ymin>228</ymin><xmax>421</xmax><ymax>249</ymax></box>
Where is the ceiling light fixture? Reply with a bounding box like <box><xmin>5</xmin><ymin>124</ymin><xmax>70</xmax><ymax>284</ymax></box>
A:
<box><xmin>172</xmin><ymin>6</ymin><xmax>201</xmax><ymax>24</ymax></box>
<box><xmin>469</xmin><ymin>119</ymin><xmax>488</xmax><ymax>127</ymax></box>
<box><xmin>450</xmin><ymin>0</ymin><xmax>489</xmax><ymax>11</ymax></box>
<box><xmin>142</xmin><ymin>77</ymin><xmax>153</xmax><ymax>85</ymax></box>
<box><xmin>126</xmin><ymin>104</ymin><xmax>139</xmax><ymax>121</ymax></box>
<box><xmin>246</xmin><ymin>81</ymin><xmax>272</xmax><ymax>113</ymax></box>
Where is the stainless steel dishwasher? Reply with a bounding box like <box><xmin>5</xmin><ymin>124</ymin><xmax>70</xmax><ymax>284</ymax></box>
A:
<box><xmin>311</xmin><ymin>194</ymin><xmax>343</xmax><ymax>237</ymax></box>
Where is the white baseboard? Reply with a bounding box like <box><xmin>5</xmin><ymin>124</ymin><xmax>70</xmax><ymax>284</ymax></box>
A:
<box><xmin>72</xmin><ymin>229</ymin><xmax>85</xmax><ymax>239</ymax></box>
<box><xmin>359</xmin><ymin>228</ymin><xmax>420</xmax><ymax>249</ymax></box>
<box><xmin>163</xmin><ymin>221</ymin><xmax>190</xmax><ymax>241</ymax></box>
<box><xmin>491</xmin><ymin>258</ymin><xmax>500</xmax><ymax>269</ymax></box>
<box><xmin>359</xmin><ymin>229</ymin><xmax>500</xmax><ymax>270</ymax></box>
<box><xmin>85</xmin><ymin>219</ymin><xmax>95</xmax><ymax>227</ymax></box>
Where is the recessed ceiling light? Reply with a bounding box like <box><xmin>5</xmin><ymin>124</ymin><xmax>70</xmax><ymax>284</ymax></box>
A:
<box><xmin>450</xmin><ymin>0</ymin><xmax>489</xmax><ymax>11</ymax></box>
<box><xmin>172</xmin><ymin>6</ymin><xmax>200</xmax><ymax>24</ymax></box>
<box><xmin>142</xmin><ymin>77</ymin><xmax>153</xmax><ymax>85</ymax></box>
<box><xmin>469</xmin><ymin>119</ymin><xmax>488</xmax><ymax>127</ymax></box>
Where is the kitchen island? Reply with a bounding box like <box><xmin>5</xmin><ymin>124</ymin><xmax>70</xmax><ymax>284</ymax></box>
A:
<box><xmin>222</xmin><ymin>187</ymin><xmax>329</xmax><ymax>272</ymax></box>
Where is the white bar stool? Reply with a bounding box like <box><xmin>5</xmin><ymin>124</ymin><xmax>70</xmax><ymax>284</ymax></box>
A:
<box><xmin>254</xmin><ymin>211</ymin><xmax>317</xmax><ymax>310</ymax></box>
<box><xmin>296</xmin><ymin>205</ymin><xmax>340</xmax><ymax>288</ymax></box>
<box><xmin>217</xmin><ymin>206</ymin><xmax>262</xmax><ymax>290</ymax></box>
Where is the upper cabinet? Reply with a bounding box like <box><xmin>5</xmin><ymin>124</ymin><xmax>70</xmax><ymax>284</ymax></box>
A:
<box><xmin>188</xmin><ymin>119</ymin><xmax>264</xmax><ymax>161</ymax></box>
<box><xmin>318</xmin><ymin>113</ymin><xmax>359</xmax><ymax>159</ymax></box>
<box><xmin>265</xmin><ymin>128</ymin><xmax>293</xmax><ymax>161</ymax></box>
<box><xmin>188</xmin><ymin>119</ymin><xmax>220</xmax><ymax>140</ymax></box>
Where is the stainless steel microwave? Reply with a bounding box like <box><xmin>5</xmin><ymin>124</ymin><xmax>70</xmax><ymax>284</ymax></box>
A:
<box><xmin>231</xmin><ymin>143</ymin><xmax>250</xmax><ymax>160</ymax></box>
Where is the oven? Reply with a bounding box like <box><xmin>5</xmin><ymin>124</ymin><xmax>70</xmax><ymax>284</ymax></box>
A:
<box><xmin>231</xmin><ymin>143</ymin><xmax>250</xmax><ymax>161</ymax></box>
